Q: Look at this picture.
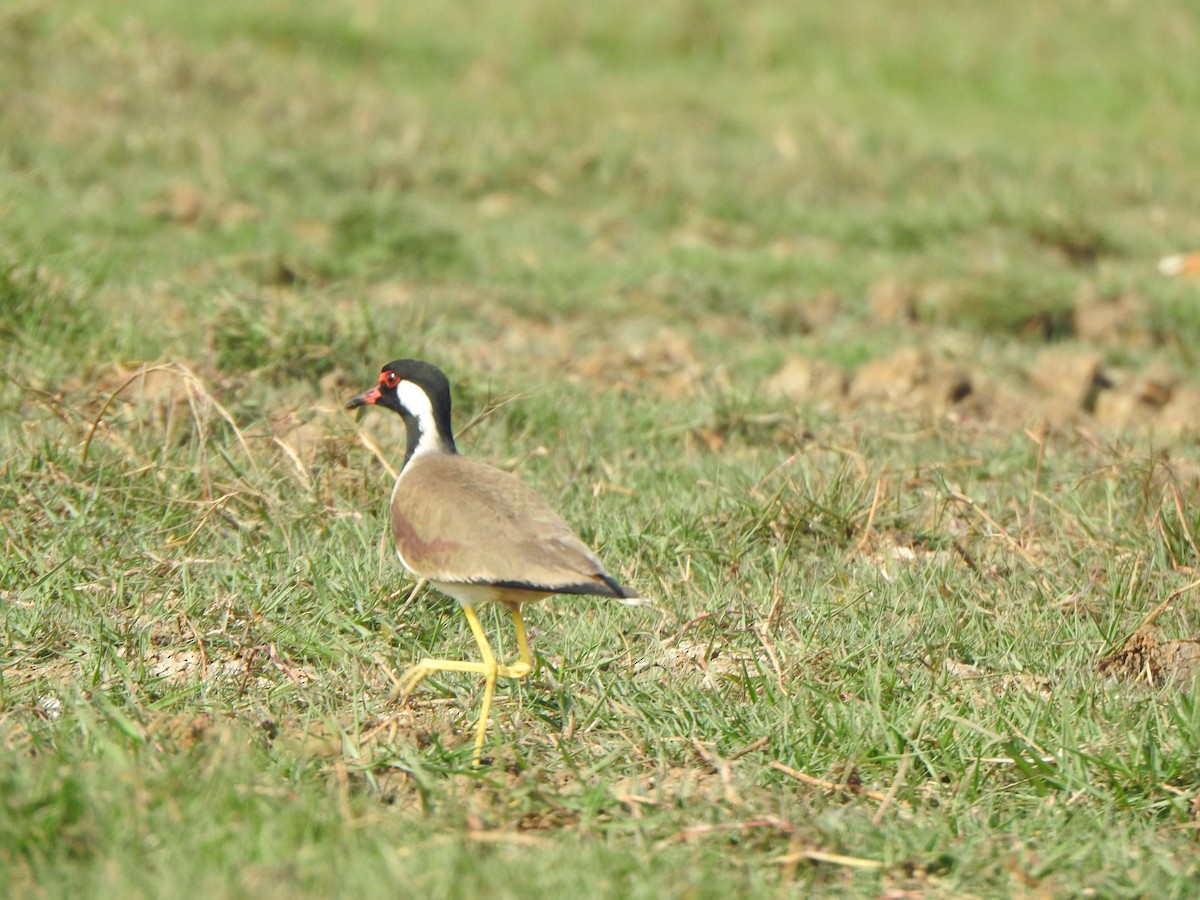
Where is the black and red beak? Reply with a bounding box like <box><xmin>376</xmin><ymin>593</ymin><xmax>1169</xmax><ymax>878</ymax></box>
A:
<box><xmin>345</xmin><ymin>385</ymin><xmax>382</xmax><ymax>410</ymax></box>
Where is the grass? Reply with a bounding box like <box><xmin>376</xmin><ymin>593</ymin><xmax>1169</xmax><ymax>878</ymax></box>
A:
<box><xmin>4</xmin><ymin>0</ymin><xmax>1200</xmax><ymax>896</ymax></box>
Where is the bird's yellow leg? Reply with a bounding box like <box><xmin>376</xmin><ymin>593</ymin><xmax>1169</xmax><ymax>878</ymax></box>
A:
<box><xmin>461</xmin><ymin>605</ymin><xmax>499</xmax><ymax>764</ymax></box>
<box><xmin>507</xmin><ymin>604</ymin><xmax>534</xmax><ymax>679</ymax></box>
<box><xmin>390</xmin><ymin>605</ymin><xmax>533</xmax><ymax>765</ymax></box>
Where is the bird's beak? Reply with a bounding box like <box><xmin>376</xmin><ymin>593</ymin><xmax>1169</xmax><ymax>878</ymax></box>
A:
<box><xmin>345</xmin><ymin>386</ymin><xmax>382</xmax><ymax>410</ymax></box>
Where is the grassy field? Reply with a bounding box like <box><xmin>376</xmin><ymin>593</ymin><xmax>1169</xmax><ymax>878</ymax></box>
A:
<box><xmin>4</xmin><ymin>0</ymin><xmax>1200</xmax><ymax>896</ymax></box>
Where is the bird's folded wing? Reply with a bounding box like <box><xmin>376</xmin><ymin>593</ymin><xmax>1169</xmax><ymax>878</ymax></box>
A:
<box><xmin>391</xmin><ymin>454</ymin><xmax>624</xmax><ymax>596</ymax></box>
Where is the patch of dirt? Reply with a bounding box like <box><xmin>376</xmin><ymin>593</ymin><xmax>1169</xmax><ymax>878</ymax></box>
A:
<box><xmin>760</xmin><ymin>290</ymin><xmax>842</xmax><ymax>335</ymax></box>
<box><xmin>140</xmin><ymin>646</ymin><xmax>261</xmax><ymax>684</ymax></box>
<box><xmin>6</xmin><ymin>611</ymin><xmax>312</xmax><ymax>706</ymax></box>
<box><xmin>1</xmin><ymin>651</ymin><xmax>78</xmax><ymax>691</ymax></box>
<box><xmin>638</xmin><ymin>637</ymin><xmax>770</xmax><ymax>688</ymax></box>
<box><xmin>1092</xmin><ymin>366</ymin><xmax>1176</xmax><ymax>430</ymax></box>
<box><xmin>938</xmin><ymin>658</ymin><xmax>1054</xmax><ymax>699</ymax></box>
<box><xmin>1073</xmin><ymin>289</ymin><xmax>1157</xmax><ymax>346</ymax></box>
<box><xmin>766</xmin><ymin>335</ymin><xmax>1200</xmax><ymax>438</ymax></box>
<box><xmin>570</xmin><ymin>326</ymin><xmax>708</xmax><ymax>396</ymax></box>
<box><xmin>612</xmin><ymin>764</ymin><xmax>730</xmax><ymax>807</ymax></box>
<box><xmin>854</xmin><ymin>532</ymin><xmax>958</xmax><ymax>582</ymax></box>
<box><xmin>145</xmin><ymin>712</ymin><xmax>226</xmax><ymax>749</ymax></box>
<box><xmin>1029</xmin><ymin>349</ymin><xmax>1107</xmax><ymax>411</ymax></box>
<box><xmin>1096</xmin><ymin>629</ymin><xmax>1200</xmax><ymax>686</ymax></box>
<box><xmin>750</xmin><ymin>276</ymin><xmax>1200</xmax><ymax>437</ymax></box>
<box><xmin>868</xmin><ymin>278</ymin><xmax>918</xmax><ymax>325</ymax></box>
<box><xmin>847</xmin><ymin>347</ymin><xmax>973</xmax><ymax>413</ymax></box>
<box><xmin>765</xmin><ymin>356</ymin><xmax>848</xmax><ymax>408</ymax></box>
<box><xmin>1155</xmin><ymin>385</ymin><xmax>1200</xmax><ymax>435</ymax></box>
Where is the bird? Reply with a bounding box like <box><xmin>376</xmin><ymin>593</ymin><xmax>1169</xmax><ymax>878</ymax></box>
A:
<box><xmin>346</xmin><ymin>359</ymin><xmax>636</xmax><ymax>764</ymax></box>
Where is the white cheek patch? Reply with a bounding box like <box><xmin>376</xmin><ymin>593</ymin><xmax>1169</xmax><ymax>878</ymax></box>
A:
<box><xmin>395</xmin><ymin>379</ymin><xmax>443</xmax><ymax>458</ymax></box>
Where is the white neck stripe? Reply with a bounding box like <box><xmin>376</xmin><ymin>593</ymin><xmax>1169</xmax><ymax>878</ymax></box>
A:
<box><xmin>396</xmin><ymin>380</ymin><xmax>450</xmax><ymax>460</ymax></box>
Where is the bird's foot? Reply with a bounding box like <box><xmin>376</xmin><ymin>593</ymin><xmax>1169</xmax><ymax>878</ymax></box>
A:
<box><xmin>389</xmin><ymin>659</ymin><xmax>440</xmax><ymax>703</ymax></box>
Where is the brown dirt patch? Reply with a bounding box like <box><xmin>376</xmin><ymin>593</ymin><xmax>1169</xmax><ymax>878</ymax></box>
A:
<box><xmin>1096</xmin><ymin>629</ymin><xmax>1200</xmax><ymax>686</ymax></box>
<box><xmin>765</xmin><ymin>356</ymin><xmax>848</xmax><ymax>408</ymax></box>
<box><xmin>570</xmin><ymin>326</ymin><xmax>707</xmax><ymax>396</ymax></box>
<box><xmin>768</xmin><ymin>336</ymin><xmax>1200</xmax><ymax>438</ymax></box>
<box><xmin>1073</xmin><ymin>290</ymin><xmax>1157</xmax><ymax>346</ymax></box>
<box><xmin>848</xmin><ymin>347</ymin><xmax>973</xmax><ymax>413</ymax></box>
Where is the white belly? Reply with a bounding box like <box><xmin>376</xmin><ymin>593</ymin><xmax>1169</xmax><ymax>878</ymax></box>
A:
<box><xmin>429</xmin><ymin>579</ymin><xmax>552</xmax><ymax>609</ymax></box>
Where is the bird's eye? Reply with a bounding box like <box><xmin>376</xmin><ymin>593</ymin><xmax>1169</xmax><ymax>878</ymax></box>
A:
<box><xmin>380</xmin><ymin>371</ymin><xmax>400</xmax><ymax>389</ymax></box>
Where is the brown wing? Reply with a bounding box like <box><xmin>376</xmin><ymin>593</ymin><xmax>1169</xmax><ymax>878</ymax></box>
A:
<box><xmin>390</xmin><ymin>454</ymin><xmax>631</xmax><ymax>598</ymax></box>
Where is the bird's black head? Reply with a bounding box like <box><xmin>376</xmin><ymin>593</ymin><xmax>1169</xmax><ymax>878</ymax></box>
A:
<box><xmin>346</xmin><ymin>359</ymin><xmax>457</xmax><ymax>461</ymax></box>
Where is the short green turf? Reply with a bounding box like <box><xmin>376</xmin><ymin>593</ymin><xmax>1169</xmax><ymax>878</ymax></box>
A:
<box><xmin>3</xmin><ymin>1</ymin><xmax>1200</xmax><ymax>897</ymax></box>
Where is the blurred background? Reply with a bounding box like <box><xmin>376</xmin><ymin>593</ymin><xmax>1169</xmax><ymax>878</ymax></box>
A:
<box><xmin>4</xmin><ymin>0</ymin><xmax>1198</xmax><ymax>411</ymax></box>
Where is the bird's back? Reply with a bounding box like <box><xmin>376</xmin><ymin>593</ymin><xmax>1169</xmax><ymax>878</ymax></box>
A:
<box><xmin>391</xmin><ymin>454</ymin><xmax>631</xmax><ymax>599</ymax></box>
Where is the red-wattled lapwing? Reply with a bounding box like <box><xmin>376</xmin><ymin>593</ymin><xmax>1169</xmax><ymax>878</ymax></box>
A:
<box><xmin>347</xmin><ymin>359</ymin><xmax>635</xmax><ymax>764</ymax></box>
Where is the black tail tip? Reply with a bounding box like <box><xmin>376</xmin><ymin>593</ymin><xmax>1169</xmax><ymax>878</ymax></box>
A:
<box><xmin>601</xmin><ymin>573</ymin><xmax>638</xmax><ymax>600</ymax></box>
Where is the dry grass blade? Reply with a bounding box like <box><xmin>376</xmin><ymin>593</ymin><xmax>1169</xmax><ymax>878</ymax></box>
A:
<box><xmin>769</xmin><ymin>761</ymin><xmax>912</xmax><ymax>811</ymax></box>
<box><xmin>771</xmin><ymin>847</ymin><xmax>886</xmax><ymax>870</ymax></box>
<box><xmin>346</xmin><ymin>410</ymin><xmax>399</xmax><ymax>480</ymax></box>
<box><xmin>272</xmin><ymin>435</ymin><xmax>313</xmax><ymax>489</ymax></box>
<box><xmin>80</xmin><ymin>362</ymin><xmax>257</xmax><ymax>472</ymax></box>
<box><xmin>1132</xmin><ymin>576</ymin><xmax>1200</xmax><ymax>636</ymax></box>
<box><xmin>948</xmin><ymin>490</ymin><xmax>1039</xmax><ymax>566</ymax></box>
<box><xmin>456</xmin><ymin>388</ymin><xmax>532</xmax><ymax>440</ymax></box>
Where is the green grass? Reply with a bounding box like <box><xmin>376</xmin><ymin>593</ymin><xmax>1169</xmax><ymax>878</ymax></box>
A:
<box><xmin>4</xmin><ymin>0</ymin><xmax>1200</xmax><ymax>896</ymax></box>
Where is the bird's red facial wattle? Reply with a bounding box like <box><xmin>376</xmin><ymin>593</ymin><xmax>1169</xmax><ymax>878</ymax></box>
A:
<box><xmin>345</xmin><ymin>369</ymin><xmax>404</xmax><ymax>410</ymax></box>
